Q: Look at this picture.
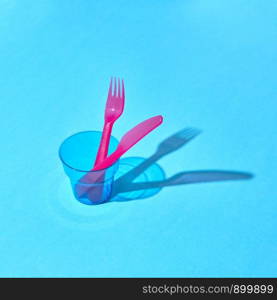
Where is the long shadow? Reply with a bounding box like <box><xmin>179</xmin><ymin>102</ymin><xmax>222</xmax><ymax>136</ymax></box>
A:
<box><xmin>114</xmin><ymin>170</ymin><xmax>253</xmax><ymax>195</ymax></box>
<box><xmin>112</xmin><ymin>127</ymin><xmax>253</xmax><ymax>200</ymax></box>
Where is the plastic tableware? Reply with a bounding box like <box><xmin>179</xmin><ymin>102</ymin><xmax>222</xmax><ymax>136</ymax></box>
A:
<box><xmin>93</xmin><ymin>115</ymin><xmax>163</xmax><ymax>171</ymax></box>
<box><xmin>59</xmin><ymin>131</ymin><xmax>119</xmax><ymax>205</ymax></box>
<box><xmin>94</xmin><ymin>78</ymin><xmax>125</xmax><ymax>166</ymax></box>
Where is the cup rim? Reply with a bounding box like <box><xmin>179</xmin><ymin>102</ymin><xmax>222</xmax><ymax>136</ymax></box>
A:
<box><xmin>58</xmin><ymin>130</ymin><xmax>119</xmax><ymax>173</ymax></box>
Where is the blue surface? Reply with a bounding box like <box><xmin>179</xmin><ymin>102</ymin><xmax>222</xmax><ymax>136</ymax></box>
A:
<box><xmin>0</xmin><ymin>0</ymin><xmax>276</xmax><ymax>277</ymax></box>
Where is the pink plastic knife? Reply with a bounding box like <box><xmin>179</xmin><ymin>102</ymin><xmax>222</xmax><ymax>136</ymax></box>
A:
<box><xmin>93</xmin><ymin>115</ymin><xmax>163</xmax><ymax>171</ymax></box>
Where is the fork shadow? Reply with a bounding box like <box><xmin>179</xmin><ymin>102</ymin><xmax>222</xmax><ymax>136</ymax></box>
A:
<box><xmin>111</xmin><ymin>127</ymin><xmax>253</xmax><ymax>202</ymax></box>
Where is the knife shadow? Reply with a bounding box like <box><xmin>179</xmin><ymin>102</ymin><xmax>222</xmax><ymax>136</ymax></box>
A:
<box><xmin>111</xmin><ymin>127</ymin><xmax>253</xmax><ymax>201</ymax></box>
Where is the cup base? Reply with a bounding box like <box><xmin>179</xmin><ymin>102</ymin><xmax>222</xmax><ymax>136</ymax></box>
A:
<box><xmin>112</xmin><ymin>157</ymin><xmax>166</xmax><ymax>201</ymax></box>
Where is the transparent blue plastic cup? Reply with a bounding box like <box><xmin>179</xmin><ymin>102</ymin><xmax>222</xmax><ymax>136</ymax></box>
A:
<box><xmin>59</xmin><ymin>131</ymin><xmax>119</xmax><ymax>205</ymax></box>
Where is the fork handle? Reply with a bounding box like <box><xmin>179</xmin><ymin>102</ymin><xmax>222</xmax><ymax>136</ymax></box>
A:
<box><xmin>94</xmin><ymin>121</ymin><xmax>114</xmax><ymax>167</ymax></box>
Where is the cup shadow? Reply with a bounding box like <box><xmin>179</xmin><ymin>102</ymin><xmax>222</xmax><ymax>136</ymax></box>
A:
<box><xmin>111</xmin><ymin>127</ymin><xmax>253</xmax><ymax>202</ymax></box>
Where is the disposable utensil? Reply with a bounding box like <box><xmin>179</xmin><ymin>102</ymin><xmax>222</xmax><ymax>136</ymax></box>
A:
<box><xmin>94</xmin><ymin>77</ymin><xmax>125</xmax><ymax>166</ymax></box>
<box><xmin>93</xmin><ymin>115</ymin><xmax>163</xmax><ymax>171</ymax></box>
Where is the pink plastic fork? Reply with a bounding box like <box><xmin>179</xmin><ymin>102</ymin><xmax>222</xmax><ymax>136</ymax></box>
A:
<box><xmin>94</xmin><ymin>77</ymin><xmax>125</xmax><ymax>166</ymax></box>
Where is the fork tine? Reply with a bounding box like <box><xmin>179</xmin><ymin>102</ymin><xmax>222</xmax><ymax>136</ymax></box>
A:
<box><xmin>118</xmin><ymin>78</ymin><xmax>121</xmax><ymax>97</ymax></box>
<box><xmin>121</xmin><ymin>79</ymin><xmax>125</xmax><ymax>100</ymax></box>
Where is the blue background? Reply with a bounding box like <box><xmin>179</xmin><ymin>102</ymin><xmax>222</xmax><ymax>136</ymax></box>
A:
<box><xmin>0</xmin><ymin>0</ymin><xmax>276</xmax><ymax>277</ymax></box>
